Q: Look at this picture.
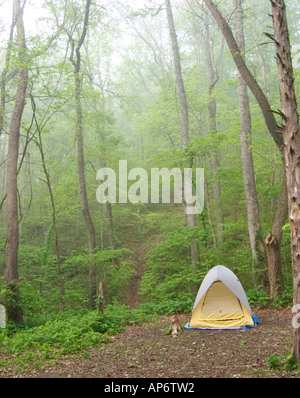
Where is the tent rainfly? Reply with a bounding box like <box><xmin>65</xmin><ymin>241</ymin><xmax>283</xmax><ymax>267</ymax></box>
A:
<box><xmin>184</xmin><ymin>265</ymin><xmax>258</xmax><ymax>330</ymax></box>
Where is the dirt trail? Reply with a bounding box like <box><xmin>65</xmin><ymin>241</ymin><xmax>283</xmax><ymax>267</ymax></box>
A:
<box><xmin>16</xmin><ymin>307</ymin><xmax>298</xmax><ymax>379</ymax></box>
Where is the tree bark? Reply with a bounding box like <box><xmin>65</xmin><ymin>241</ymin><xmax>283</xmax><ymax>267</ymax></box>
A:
<box><xmin>70</xmin><ymin>0</ymin><xmax>97</xmax><ymax>308</ymax></box>
<box><xmin>164</xmin><ymin>0</ymin><xmax>199</xmax><ymax>271</ymax></box>
<box><xmin>270</xmin><ymin>0</ymin><xmax>300</xmax><ymax>362</ymax></box>
<box><xmin>5</xmin><ymin>0</ymin><xmax>28</xmax><ymax>323</ymax></box>
<box><xmin>234</xmin><ymin>0</ymin><xmax>268</xmax><ymax>289</ymax></box>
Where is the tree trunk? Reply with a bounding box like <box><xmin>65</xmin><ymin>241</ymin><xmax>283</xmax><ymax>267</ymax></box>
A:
<box><xmin>70</xmin><ymin>0</ymin><xmax>97</xmax><ymax>308</ymax></box>
<box><xmin>234</xmin><ymin>0</ymin><xmax>268</xmax><ymax>289</ymax></box>
<box><xmin>98</xmin><ymin>280</ymin><xmax>105</xmax><ymax>314</ymax></box>
<box><xmin>165</xmin><ymin>0</ymin><xmax>188</xmax><ymax>148</ymax></box>
<box><xmin>203</xmin><ymin>0</ymin><xmax>286</xmax><ymax>293</ymax></box>
<box><xmin>265</xmin><ymin>162</ymin><xmax>286</xmax><ymax>298</ymax></box>
<box><xmin>0</xmin><ymin>16</ymin><xmax>15</xmax><ymax>136</ymax></box>
<box><xmin>265</xmin><ymin>232</ymin><xmax>284</xmax><ymax>298</ymax></box>
<box><xmin>105</xmin><ymin>202</ymin><xmax>119</xmax><ymax>267</ymax></box>
<box><xmin>5</xmin><ymin>0</ymin><xmax>28</xmax><ymax>323</ymax></box>
<box><xmin>165</xmin><ymin>0</ymin><xmax>199</xmax><ymax>271</ymax></box>
<box><xmin>270</xmin><ymin>0</ymin><xmax>300</xmax><ymax>362</ymax></box>
<box><xmin>32</xmin><ymin>96</ymin><xmax>64</xmax><ymax>313</ymax></box>
<box><xmin>203</xmin><ymin>18</ymin><xmax>224</xmax><ymax>247</ymax></box>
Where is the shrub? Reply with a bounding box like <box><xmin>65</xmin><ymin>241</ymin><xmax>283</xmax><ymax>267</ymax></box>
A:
<box><xmin>247</xmin><ymin>289</ymin><xmax>270</xmax><ymax>307</ymax></box>
<box><xmin>247</xmin><ymin>287</ymin><xmax>293</xmax><ymax>308</ymax></box>
<box><xmin>272</xmin><ymin>287</ymin><xmax>293</xmax><ymax>308</ymax></box>
<box><xmin>266</xmin><ymin>353</ymin><xmax>299</xmax><ymax>372</ymax></box>
<box><xmin>0</xmin><ymin>312</ymin><xmax>109</xmax><ymax>356</ymax></box>
<box><xmin>0</xmin><ymin>302</ymin><xmax>156</xmax><ymax>369</ymax></box>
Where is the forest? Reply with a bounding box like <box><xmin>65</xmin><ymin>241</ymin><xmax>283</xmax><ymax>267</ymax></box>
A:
<box><xmin>0</xmin><ymin>0</ymin><xmax>300</xmax><ymax>379</ymax></box>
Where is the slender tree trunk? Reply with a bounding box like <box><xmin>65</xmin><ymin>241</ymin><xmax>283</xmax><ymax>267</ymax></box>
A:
<box><xmin>165</xmin><ymin>0</ymin><xmax>188</xmax><ymax>147</ymax></box>
<box><xmin>5</xmin><ymin>0</ymin><xmax>28</xmax><ymax>323</ymax></box>
<box><xmin>70</xmin><ymin>0</ymin><xmax>96</xmax><ymax>308</ymax></box>
<box><xmin>203</xmin><ymin>0</ymin><xmax>287</xmax><ymax>293</ymax></box>
<box><xmin>234</xmin><ymin>0</ymin><xmax>268</xmax><ymax>289</ymax></box>
<box><xmin>204</xmin><ymin>180</ymin><xmax>218</xmax><ymax>253</ymax></box>
<box><xmin>0</xmin><ymin>16</ymin><xmax>15</xmax><ymax>136</ymax></box>
<box><xmin>270</xmin><ymin>0</ymin><xmax>300</xmax><ymax>362</ymax></box>
<box><xmin>98</xmin><ymin>280</ymin><xmax>105</xmax><ymax>314</ymax></box>
<box><xmin>165</xmin><ymin>0</ymin><xmax>199</xmax><ymax>271</ymax></box>
<box><xmin>203</xmin><ymin>19</ymin><xmax>224</xmax><ymax>247</ymax></box>
<box><xmin>96</xmin><ymin>87</ymin><xmax>118</xmax><ymax>267</ymax></box>
<box><xmin>105</xmin><ymin>202</ymin><xmax>119</xmax><ymax>267</ymax></box>
<box><xmin>31</xmin><ymin>96</ymin><xmax>63</xmax><ymax>312</ymax></box>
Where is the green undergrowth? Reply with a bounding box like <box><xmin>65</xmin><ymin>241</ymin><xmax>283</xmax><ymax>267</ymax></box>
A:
<box><xmin>266</xmin><ymin>353</ymin><xmax>299</xmax><ymax>373</ymax></box>
<box><xmin>247</xmin><ymin>286</ymin><xmax>293</xmax><ymax>308</ymax></box>
<box><xmin>0</xmin><ymin>297</ymin><xmax>192</xmax><ymax>375</ymax></box>
<box><xmin>0</xmin><ymin>289</ymin><xmax>293</xmax><ymax>376</ymax></box>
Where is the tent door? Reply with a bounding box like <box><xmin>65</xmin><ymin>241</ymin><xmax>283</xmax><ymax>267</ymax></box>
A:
<box><xmin>201</xmin><ymin>281</ymin><xmax>242</xmax><ymax>315</ymax></box>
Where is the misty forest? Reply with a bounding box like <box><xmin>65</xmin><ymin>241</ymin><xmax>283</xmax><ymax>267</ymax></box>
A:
<box><xmin>1</xmin><ymin>0</ymin><xmax>300</xmax><ymax>379</ymax></box>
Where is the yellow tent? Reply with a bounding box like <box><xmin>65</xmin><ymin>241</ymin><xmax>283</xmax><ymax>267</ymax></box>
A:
<box><xmin>185</xmin><ymin>266</ymin><xmax>258</xmax><ymax>330</ymax></box>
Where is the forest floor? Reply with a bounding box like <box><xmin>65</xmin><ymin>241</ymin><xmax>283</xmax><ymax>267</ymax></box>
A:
<box><xmin>8</xmin><ymin>306</ymin><xmax>299</xmax><ymax>379</ymax></box>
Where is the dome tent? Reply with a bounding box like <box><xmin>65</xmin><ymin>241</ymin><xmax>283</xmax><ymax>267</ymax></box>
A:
<box><xmin>184</xmin><ymin>265</ymin><xmax>258</xmax><ymax>330</ymax></box>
